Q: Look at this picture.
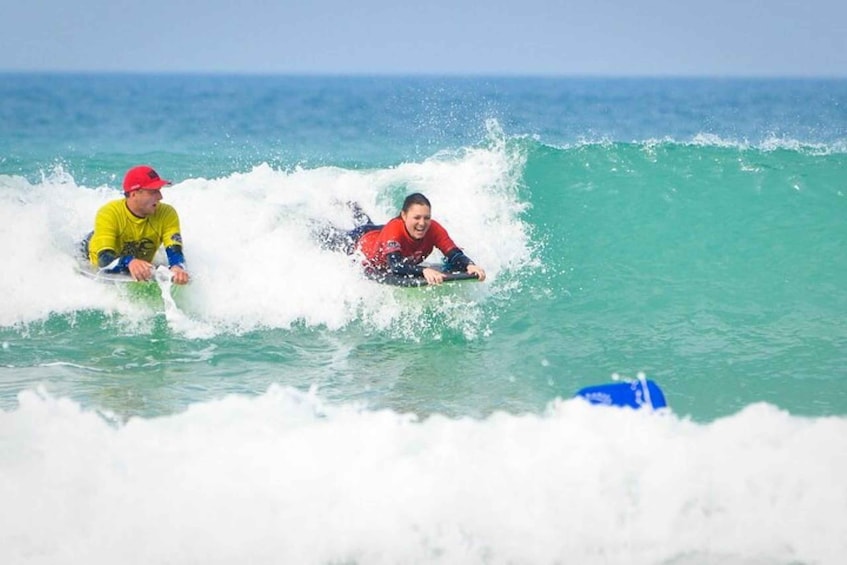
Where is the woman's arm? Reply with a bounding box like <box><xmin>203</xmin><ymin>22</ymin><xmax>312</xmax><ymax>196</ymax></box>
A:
<box><xmin>444</xmin><ymin>248</ymin><xmax>471</xmax><ymax>271</ymax></box>
<box><xmin>385</xmin><ymin>252</ymin><xmax>425</xmax><ymax>277</ymax></box>
<box><xmin>444</xmin><ymin>248</ymin><xmax>486</xmax><ymax>281</ymax></box>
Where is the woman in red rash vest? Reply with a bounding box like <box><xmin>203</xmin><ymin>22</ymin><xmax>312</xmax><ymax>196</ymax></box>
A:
<box><xmin>318</xmin><ymin>193</ymin><xmax>486</xmax><ymax>285</ymax></box>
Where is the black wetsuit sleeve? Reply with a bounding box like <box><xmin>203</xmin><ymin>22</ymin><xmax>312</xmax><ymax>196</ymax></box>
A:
<box><xmin>386</xmin><ymin>248</ymin><xmax>474</xmax><ymax>277</ymax></box>
<box><xmin>444</xmin><ymin>248</ymin><xmax>473</xmax><ymax>271</ymax></box>
<box><xmin>97</xmin><ymin>246</ymin><xmax>185</xmax><ymax>272</ymax></box>
<box><xmin>97</xmin><ymin>250</ymin><xmax>133</xmax><ymax>272</ymax></box>
<box><xmin>386</xmin><ymin>252</ymin><xmax>425</xmax><ymax>277</ymax></box>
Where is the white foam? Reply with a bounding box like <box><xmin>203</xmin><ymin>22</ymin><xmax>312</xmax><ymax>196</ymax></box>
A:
<box><xmin>0</xmin><ymin>144</ymin><xmax>536</xmax><ymax>338</ymax></box>
<box><xmin>0</xmin><ymin>168</ymin><xmax>150</xmax><ymax>326</ymax></box>
<box><xmin>1</xmin><ymin>387</ymin><xmax>844</xmax><ymax>565</ymax></box>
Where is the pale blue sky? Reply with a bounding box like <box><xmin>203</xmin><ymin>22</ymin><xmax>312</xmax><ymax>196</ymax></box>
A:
<box><xmin>2</xmin><ymin>0</ymin><xmax>845</xmax><ymax>76</ymax></box>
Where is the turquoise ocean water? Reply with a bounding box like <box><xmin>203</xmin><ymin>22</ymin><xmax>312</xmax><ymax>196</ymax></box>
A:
<box><xmin>1</xmin><ymin>74</ymin><xmax>846</xmax><ymax>564</ymax></box>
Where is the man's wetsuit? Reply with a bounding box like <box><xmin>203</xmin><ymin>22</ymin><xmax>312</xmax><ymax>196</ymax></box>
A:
<box><xmin>85</xmin><ymin>199</ymin><xmax>186</xmax><ymax>272</ymax></box>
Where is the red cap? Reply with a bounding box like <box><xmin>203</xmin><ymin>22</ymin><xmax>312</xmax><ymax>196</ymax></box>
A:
<box><xmin>123</xmin><ymin>165</ymin><xmax>171</xmax><ymax>193</ymax></box>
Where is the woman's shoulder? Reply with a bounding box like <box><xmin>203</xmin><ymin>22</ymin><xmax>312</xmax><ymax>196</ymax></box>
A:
<box><xmin>428</xmin><ymin>218</ymin><xmax>450</xmax><ymax>236</ymax></box>
<box><xmin>380</xmin><ymin>216</ymin><xmax>405</xmax><ymax>235</ymax></box>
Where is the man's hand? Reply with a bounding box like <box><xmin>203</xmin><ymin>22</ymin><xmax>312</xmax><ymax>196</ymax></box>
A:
<box><xmin>170</xmin><ymin>265</ymin><xmax>190</xmax><ymax>285</ymax></box>
<box><xmin>128</xmin><ymin>258</ymin><xmax>154</xmax><ymax>281</ymax></box>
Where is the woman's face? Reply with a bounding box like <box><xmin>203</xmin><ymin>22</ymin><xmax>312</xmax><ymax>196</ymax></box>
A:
<box><xmin>401</xmin><ymin>203</ymin><xmax>432</xmax><ymax>240</ymax></box>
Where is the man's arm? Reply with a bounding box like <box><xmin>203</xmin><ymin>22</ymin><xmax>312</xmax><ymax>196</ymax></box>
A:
<box><xmin>96</xmin><ymin>250</ymin><xmax>133</xmax><ymax>271</ymax></box>
<box><xmin>90</xmin><ymin>204</ymin><xmax>131</xmax><ymax>272</ymax></box>
<box><xmin>160</xmin><ymin>207</ymin><xmax>190</xmax><ymax>284</ymax></box>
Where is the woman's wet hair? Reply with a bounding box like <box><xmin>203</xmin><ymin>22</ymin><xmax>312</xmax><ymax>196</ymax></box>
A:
<box><xmin>401</xmin><ymin>192</ymin><xmax>431</xmax><ymax>212</ymax></box>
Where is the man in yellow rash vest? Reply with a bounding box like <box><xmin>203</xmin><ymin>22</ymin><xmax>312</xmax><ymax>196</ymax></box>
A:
<box><xmin>85</xmin><ymin>165</ymin><xmax>190</xmax><ymax>284</ymax></box>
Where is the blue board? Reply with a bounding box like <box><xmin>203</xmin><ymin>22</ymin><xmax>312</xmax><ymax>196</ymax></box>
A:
<box><xmin>575</xmin><ymin>379</ymin><xmax>667</xmax><ymax>411</ymax></box>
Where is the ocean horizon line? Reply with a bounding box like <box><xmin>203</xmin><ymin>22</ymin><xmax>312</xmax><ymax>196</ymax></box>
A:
<box><xmin>1</xmin><ymin>69</ymin><xmax>846</xmax><ymax>81</ymax></box>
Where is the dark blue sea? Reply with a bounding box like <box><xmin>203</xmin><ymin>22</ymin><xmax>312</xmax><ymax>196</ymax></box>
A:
<box><xmin>1</xmin><ymin>74</ymin><xmax>846</xmax><ymax>564</ymax></box>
